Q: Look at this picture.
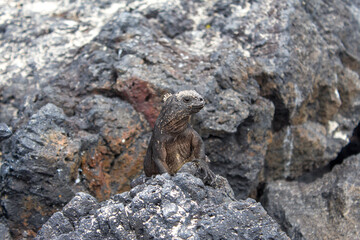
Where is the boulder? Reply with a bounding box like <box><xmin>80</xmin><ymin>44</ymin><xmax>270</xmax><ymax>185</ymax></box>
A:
<box><xmin>262</xmin><ymin>154</ymin><xmax>360</xmax><ymax>240</ymax></box>
<box><xmin>0</xmin><ymin>123</ymin><xmax>12</xmax><ymax>141</ymax></box>
<box><xmin>0</xmin><ymin>101</ymin><xmax>147</xmax><ymax>238</ymax></box>
<box><xmin>36</xmin><ymin>166</ymin><xmax>289</xmax><ymax>240</ymax></box>
<box><xmin>1</xmin><ymin>104</ymin><xmax>84</xmax><ymax>238</ymax></box>
<box><xmin>1</xmin><ymin>0</ymin><xmax>360</xmax><ymax>238</ymax></box>
<box><xmin>0</xmin><ymin>222</ymin><xmax>11</xmax><ymax>240</ymax></box>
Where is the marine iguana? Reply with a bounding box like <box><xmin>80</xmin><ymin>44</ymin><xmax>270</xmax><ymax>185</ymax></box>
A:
<box><xmin>143</xmin><ymin>90</ymin><xmax>215</xmax><ymax>184</ymax></box>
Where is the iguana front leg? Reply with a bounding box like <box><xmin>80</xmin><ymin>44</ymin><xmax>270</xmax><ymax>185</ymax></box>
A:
<box><xmin>191</xmin><ymin>131</ymin><xmax>216</xmax><ymax>185</ymax></box>
<box><xmin>152</xmin><ymin>141</ymin><xmax>170</xmax><ymax>174</ymax></box>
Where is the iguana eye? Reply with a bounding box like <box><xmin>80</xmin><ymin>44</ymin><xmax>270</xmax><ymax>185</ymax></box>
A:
<box><xmin>183</xmin><ymin>97</ymin><xmax>191</xmax><ymax>103</ymax></box>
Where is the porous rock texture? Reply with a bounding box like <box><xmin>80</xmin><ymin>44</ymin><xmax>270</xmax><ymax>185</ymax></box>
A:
<box><xmin>0</xmin><ymin>0</ymin><xmax>360</xmax><ymax>239</ymax></box>
<box><xmin>262</xmin><ymin>155</ymin><xmax>360</xmax><ymax>240</ymax></box>
<box><xmin>36</xmin><ymin>167</ymin><xmax>289</xmax><ymax>240</ymax></box>
<box><xmin>0</xmin><ymin>123</ymin><xmax>12</xmax><ymax>141</ymax></box>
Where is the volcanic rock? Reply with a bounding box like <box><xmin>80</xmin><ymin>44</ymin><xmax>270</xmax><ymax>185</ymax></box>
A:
<box><xmin>1</xmin><ymin>0</ymin><xmax>360</xmax><ymax>238</ymax></box>
<box><xmin>36</xmin><ymin>166</ymin><xmax>289</xmax><ymax>240</ymax></box>
<box><xmin>262</xmin><ymin>154</ymin><xmax>360</xmax><ymax>240</ymax></box>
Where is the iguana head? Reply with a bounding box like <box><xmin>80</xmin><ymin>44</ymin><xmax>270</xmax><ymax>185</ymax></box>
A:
<box><xmin>157</xmin><ymin>90</ymin><xmax>205</xmax><ymax>133</ymax></box>
<box><xmin>163</xmin><ymin>90</ymin><xmax>205</xmax><ymax>114</ymax></box>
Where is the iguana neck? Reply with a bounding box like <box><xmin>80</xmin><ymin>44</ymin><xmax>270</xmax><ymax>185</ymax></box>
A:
<box><xmin>161</xmin><ymin>115</ymin><xmax>190</xmax><ymax>135</ymax></box>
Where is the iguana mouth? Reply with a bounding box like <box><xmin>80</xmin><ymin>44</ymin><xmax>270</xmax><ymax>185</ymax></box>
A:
<box><xmin>191</xmin><ymin>104</ymin><xmax>205</xmax><ymax>112</ymax></box>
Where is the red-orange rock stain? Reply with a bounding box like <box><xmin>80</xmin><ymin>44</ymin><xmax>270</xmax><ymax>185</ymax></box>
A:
<box><xmin>80</xmin><ymin>124</ymin><xmax>147</xmax><ymax>201</ymax></box>
<box><xmin>115</xmin><ymin>77</ymin><xmax>162</xmax><ymax>128</ymax></box>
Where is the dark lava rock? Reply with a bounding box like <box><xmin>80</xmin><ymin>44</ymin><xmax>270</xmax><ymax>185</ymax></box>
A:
<box><xmin>0</xmin><ymin>222</ymin><xmax>11</xmax><ymax>240</ymax></box>
<box><xmin>0</xmin><ymin>123</ymin><xmax>12</xmax><ymax>141</ymax></box>
<box><xmin>0</xmin><ymin>0</ymin><xmax>125</xmax><ymax>127</ymax></box>
<box><xmin>0</xmin><ymin>104</ymin><xmax>86</xmax><ymax>238</ymax></box>
<box><xmin>1</xmin><ymin>0</ymin><xmax>360</xmax><ymax>238</ymax></box>
<box><xmin>73</xmin><ymin>95</ymin><xmax>150</xmax><ymax>200</ymax></box>
<box><xmin>36</xmin><ymin>167</ymin><xmax>289</xmax><ymax>240</ymax></box>
<box><xmin>158</xmin><ymin>6</ymin><xmax>194</xmax><ymax>38</ymax></box>
<box><xmin>329</xmin><ymin>120</ymin><xmax>360</xmax><ymax>169</ymax></box>
<box><xmin>262</xmin><ymin>154</ymin><xmax>360</xmax><ymax>240</ymax></box>
<box><xmin>256</xmin><ymin>0</ymin><xmax>360</xmax><ymax>180</ymax></box>
<box><xmin>205</xmin><ymin>97</ymin><xmax>274</xmax><ymax>199</ymax></box>
<box><xmin>0</xmin><ymin>101</ymin><xmax>148</xmax><ymax>238</ymax></box>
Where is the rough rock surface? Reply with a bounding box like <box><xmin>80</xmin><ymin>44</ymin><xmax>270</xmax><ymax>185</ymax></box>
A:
<box><xmin>262</xmin><ymin>154</ymin><xmax>360</xmax><ymax>240</ymax></box>
<box><xmin>0</xmin><ymin>100</ymin><xmax>148</xmax><ymax>238</ymax></box>
<box><xmin>0</xmin><ymin>222</ymin><xmax>11</xmax><ymax>240</ymax></box>
<box><xmin>36</xmin><ymin>167</ymin><xmax>289</xmax><ymax>240</ymax></box>
<box><xmin>0</xmin><ymin>123</ymin><xmax>12</xmax><ymax>141</ymax></box>
<box><xmin>0</xmin><ymin>0</ymin><xmax>360</xmax><ymax>238</ymax></box>
<box><xmin>1</xmin><ymin>104</ymin><xmax>86</xmax><ymax>238</ymax></box>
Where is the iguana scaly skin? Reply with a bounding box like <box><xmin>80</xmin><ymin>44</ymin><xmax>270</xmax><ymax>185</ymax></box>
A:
<box><xmin>144</xmin><ymin>90</ymin><xmax>215</xmax><ymax>184</ymax></box>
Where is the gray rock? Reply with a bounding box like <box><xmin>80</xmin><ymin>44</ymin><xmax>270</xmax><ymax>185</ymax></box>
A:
<box><xmin>36</xmin><ymin>172</ymin><xmax>288</xmax><ymax>240</ymax></box>
<box><xmin>36</xmin><ymin>212</ymin><xmax>74</xmax><ymax>240</ymax></box>
<box><xmin>1</xmin><ymin>0</ymin><xmax>360</xmax><ymax>237</ymax></box>
<box><xmin>255</xmin><ymin>0</ymin><xmax>360</xmax><ymax>177</ymax></box>
<box><xmin>198</xmin><ymin>88</ymin><xmax>251</xmax><ymax>135</ymax></box>
<box><xmin>0</xmin><ymin>97</ymin><xmax>149</xmax><ymax>237</ymax></box>
<box><xmin>73</xmin><ymin>95</ymin><xmax>150</xmax><ymax>200</ymax></box>
<box><xmin>262</xmin><ymin>154</ymin><xmax>360</xmax><ymax>240</ymax></box>
<box><xmin>62</xmin><ymin>192</ymin><xmax>98</xmax><ymax>223</ymax></box>
<box><xmin>265</xmin><ymin>121</ymin><xmax>345</xmax><ymax>180</ymax></box>
<box><xmin>0</xmin><ymin>104</ymin><xmax>86</xmax><ymax>238</ymax></box>
<box><xmin>0</xmin><ymin>222</ymin><xmax>12</xmax><ymax>240</ymax></box>
<box><xmin>0</xmin><ymin>0</ymin><xmax>125</xmax><ymax>126</ymax></box>
<box><xmin>205</xmin><ymin>97</ymin><xmax>274</xmax><ymax>199</ymax></box>
<box><xmin>0</xmin><ymin>123</ymin><xmax>12</xmax><ymax>141</ymax></box>
<box><xmin>158</xmin><ymin>6</ymin><xmax>194</xmax><ymax>38</ymax></box>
